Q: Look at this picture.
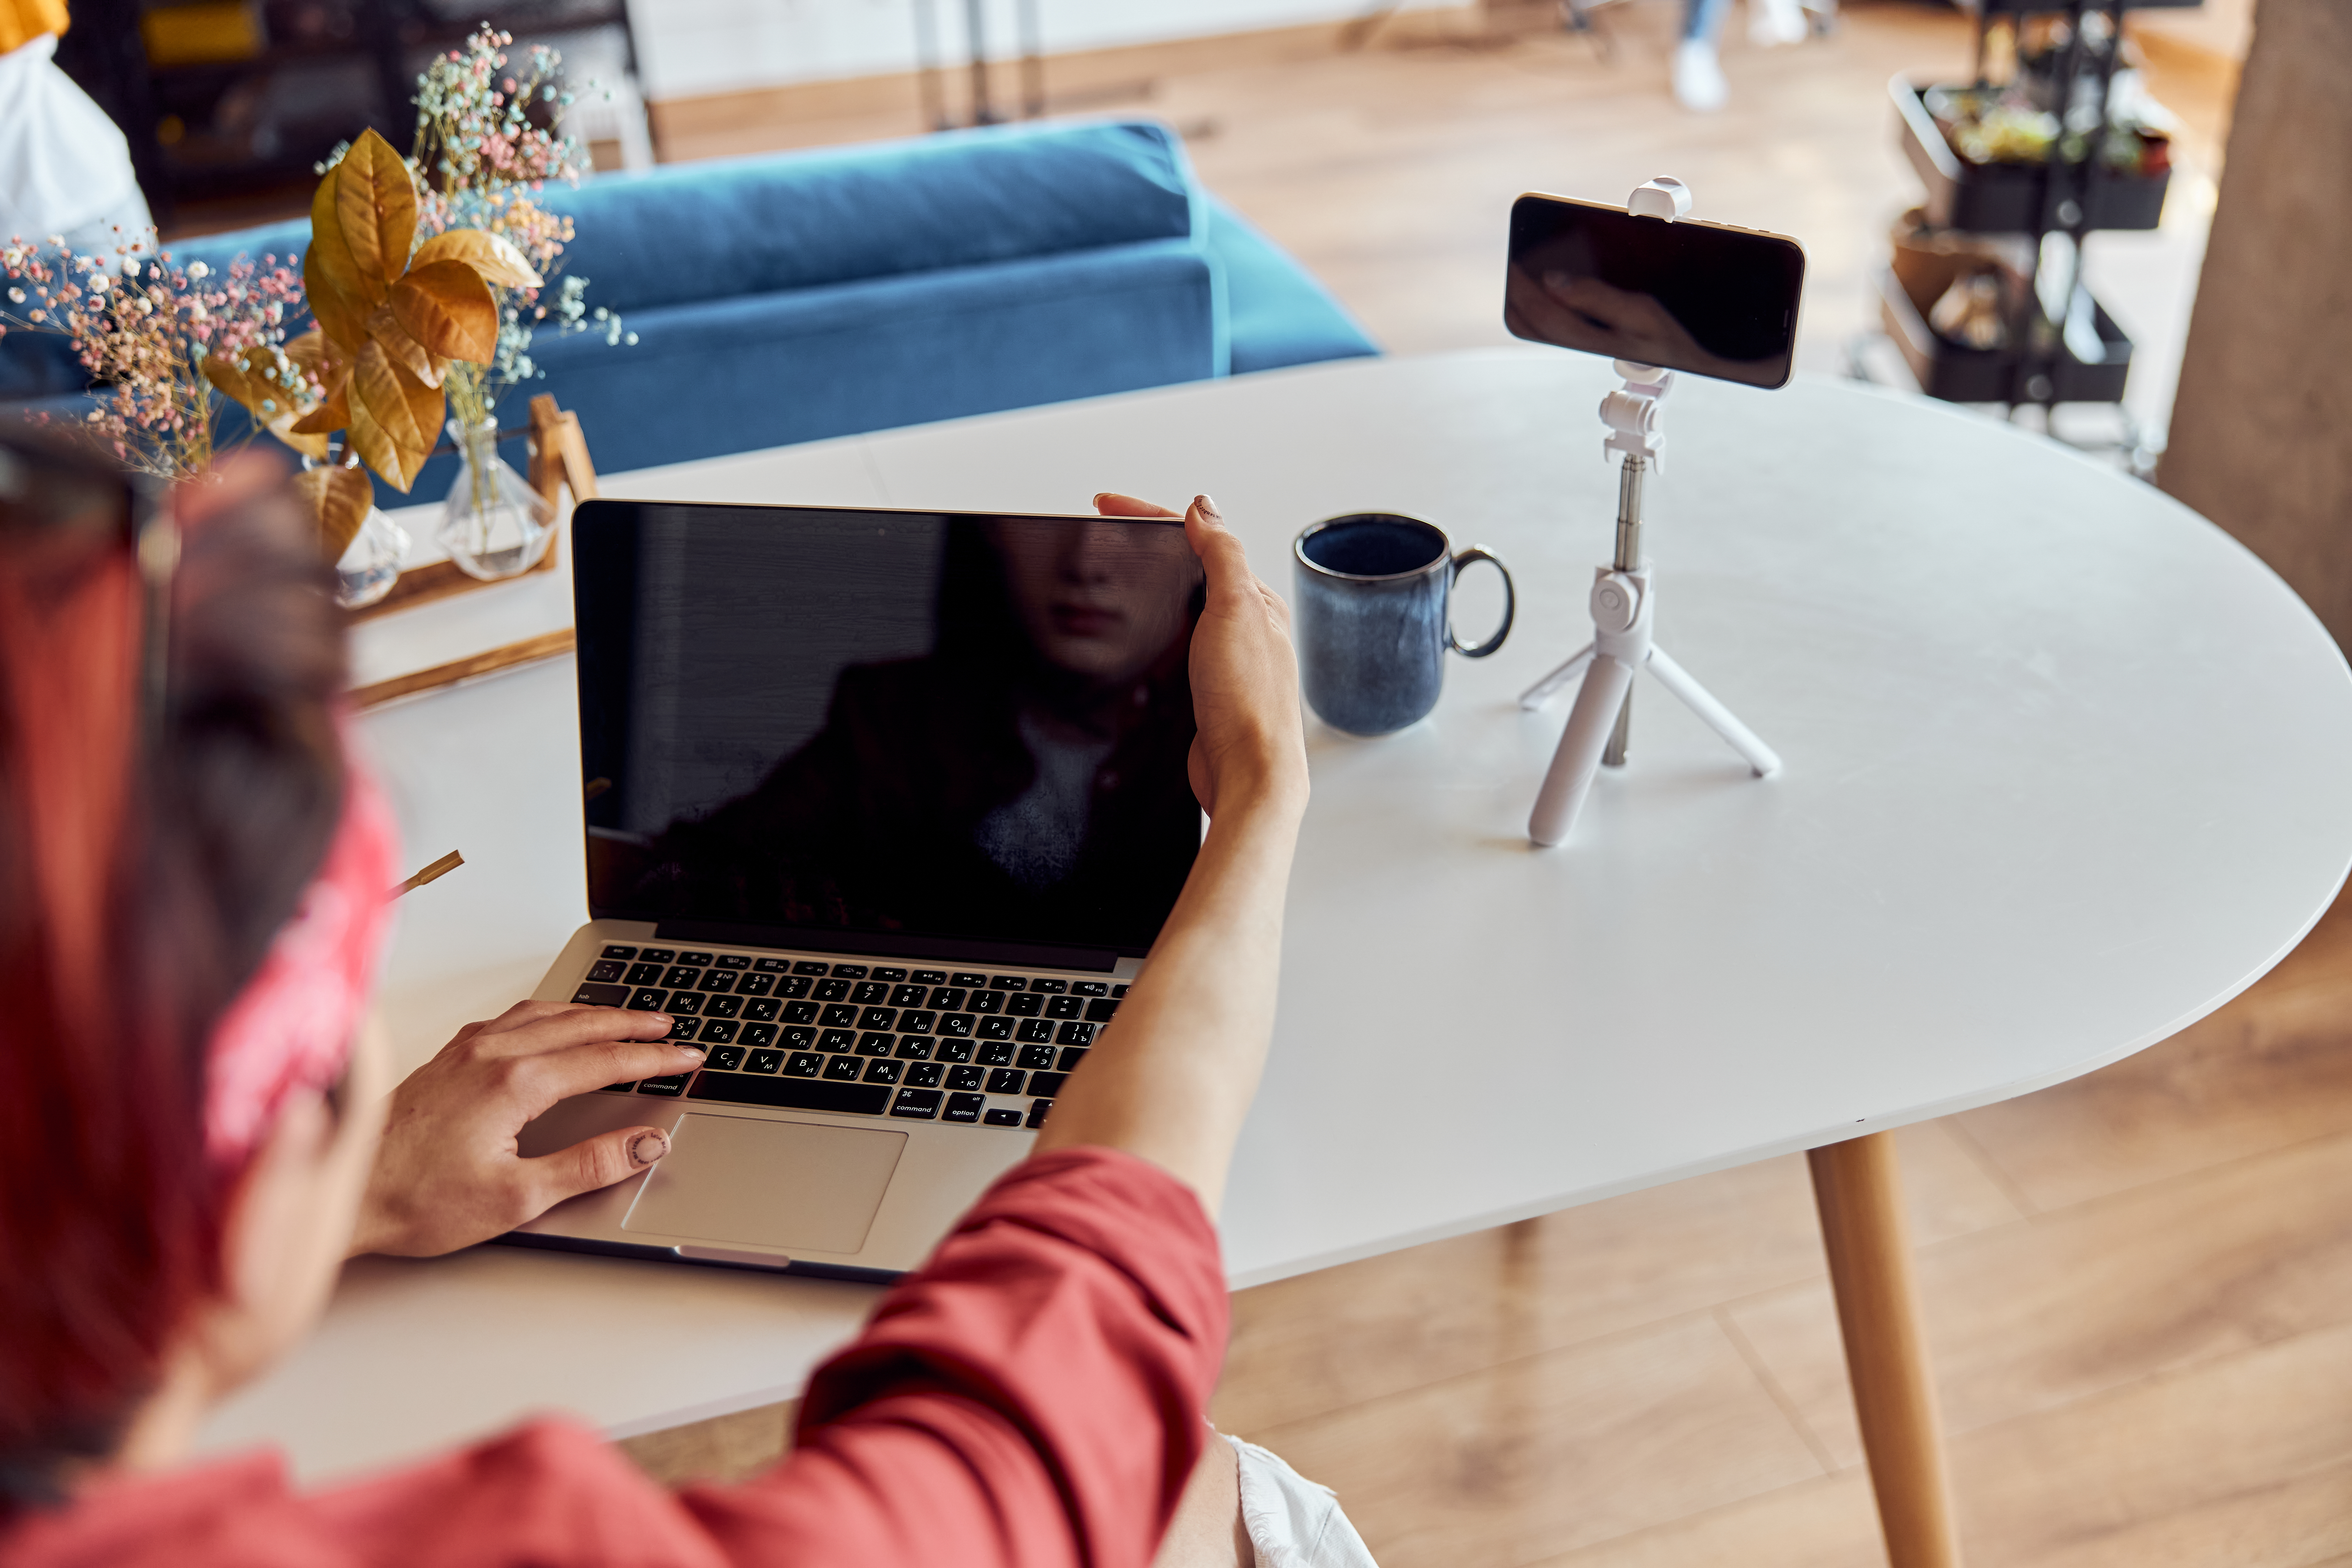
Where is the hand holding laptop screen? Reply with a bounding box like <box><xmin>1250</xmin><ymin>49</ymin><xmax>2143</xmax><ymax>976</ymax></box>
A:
<box><xmin>353</xmin><ymin>494</ymin><xmax>1294</xmax><ymax>1266</ymax></box>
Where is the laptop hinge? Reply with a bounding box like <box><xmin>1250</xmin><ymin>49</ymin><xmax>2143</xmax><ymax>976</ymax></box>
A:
<box><xmin>676</xmin><ymin>1246</ymin><xmax>791</xmax><ymax>1270</ymax></box>
<box><xmin>649</xmin><ymin>919</ymin><xmax>1124</xmax><ymax>973</ymax></box>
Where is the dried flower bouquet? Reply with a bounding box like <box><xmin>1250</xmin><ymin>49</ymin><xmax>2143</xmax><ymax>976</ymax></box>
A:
<box><xmin>0</xmin><ymin>238</ymin><xmax>382</xmax><ymax>559</ymax></box>
<box><xmin>2</xmin><ymin>24</ymin><xmax>627</xmax><ymax>572</ymax></box>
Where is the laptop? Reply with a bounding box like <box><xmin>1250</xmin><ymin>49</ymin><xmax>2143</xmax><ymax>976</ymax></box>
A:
<box><xmin>504</xmin><ymin>498</ymin><xmax>1205</xmax><ymax>1280</ymax></box>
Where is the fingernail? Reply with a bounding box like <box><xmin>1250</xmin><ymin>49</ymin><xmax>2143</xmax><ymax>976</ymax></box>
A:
<box><xmin>629</xmin><ymin>1130</ymin><xmax>670</xmax><ymax>1167</ymax></box>
<box><xmin>680</xmin><ymin>1046</ymin><xmax>706</xmax><ymax>1060</ymax></box>
<box><xmin>1195</xmin><ymin>494</ymin><xmax>1221</xmax><ymax>520</ymax></box>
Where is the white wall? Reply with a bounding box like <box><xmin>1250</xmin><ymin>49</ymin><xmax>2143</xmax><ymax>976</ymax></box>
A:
<box><xmin>626</xmin><ymin>0</ymin><xmax>1456</xmax><ymax>102</ymax></box>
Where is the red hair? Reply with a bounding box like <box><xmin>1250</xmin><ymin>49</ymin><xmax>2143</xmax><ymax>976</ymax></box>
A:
<box><xmin>0</xmin><ymin>462</ymin><xmax>346</xmax><ymax>1511</ymax></box>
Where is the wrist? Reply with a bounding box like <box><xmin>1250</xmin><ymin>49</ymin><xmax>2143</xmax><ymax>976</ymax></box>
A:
<box><xmin>1210</xmin><ymin>760</ymin><xmax>1309</xmax><ymax>825</ymax></box>
<box><xmin>344</xmin><ymin>1181</ymin><xmax>403</xmax><ymax>1259</ymax></box>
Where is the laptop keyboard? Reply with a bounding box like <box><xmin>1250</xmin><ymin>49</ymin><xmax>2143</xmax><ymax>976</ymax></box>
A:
<box><xmin>570</xmin><ymin>944</ymin><xmax>1126</xmax><ymax>1130</ymax></box>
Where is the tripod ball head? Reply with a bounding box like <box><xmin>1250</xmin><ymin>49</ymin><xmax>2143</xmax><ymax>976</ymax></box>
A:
<box><xmin>1591</xmin><ymin>571</ymin><xmax>1643</xmax><ymax>635</ymax></box>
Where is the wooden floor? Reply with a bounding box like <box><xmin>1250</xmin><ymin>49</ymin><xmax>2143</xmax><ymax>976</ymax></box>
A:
<box><xmin>607</xmin><ymin>10</ymin><xmax>2350</xmax><ymax>1565</ymax></box>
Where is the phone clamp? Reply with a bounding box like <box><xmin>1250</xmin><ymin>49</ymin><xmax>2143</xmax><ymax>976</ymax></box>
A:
<box><xmin>1601</xmin><ymin>359</ymin><xmax>1672</xmax><ymax>468</ymax></box>
<box><xmin>1521</xmin><ymin>184</ymin><xmax>1780</xmax><ymax>848</ymax></box>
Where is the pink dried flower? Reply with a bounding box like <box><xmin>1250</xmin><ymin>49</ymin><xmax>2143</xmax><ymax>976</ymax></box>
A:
<box><xmin>2</xmin><ymin>226</ymin><xmax>318</xmax><ymax>481</ymax></box>
<box><xmin>406</xmin><ymin>23</ymin><xmax>626</xmax><ymax>423</ymax></box>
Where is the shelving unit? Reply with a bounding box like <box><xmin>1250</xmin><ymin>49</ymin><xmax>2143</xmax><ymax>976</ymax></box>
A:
<box><xmin>1874</xmin><ymin>0</ymin><xmax>2188</xmax><ymax>430</ymax></box>
<box><xmin>51</xmin><ymin>0</ymin><xmax>637</xmax><ymax>230</ymax></box>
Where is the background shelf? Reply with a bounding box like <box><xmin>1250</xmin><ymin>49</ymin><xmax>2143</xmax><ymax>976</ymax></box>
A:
<box><xmin>1878</xmin><ymin>264</ymin><xmax>2133</xmax><ymax>404</ymax></box>
<box><xmin>1892</xmin><ymin>76</ymin><xmax>2169</xmax><ymax>234</ymax></box>
<box><xmin>53</xmin><ymin>0</ymin><xmax>637</xmax><ymax>230</ymax></box>
<box><xmin>1963</xmin><ymin>0</ymin><xmax>2198</xmax><ymax>13</ymax></box>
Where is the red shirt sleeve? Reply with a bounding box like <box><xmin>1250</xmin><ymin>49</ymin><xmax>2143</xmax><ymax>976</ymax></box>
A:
<box><xmin>682</xmin><ymin>1145</ymin><xmax>1230</xmax><ymax>1568</ymax></box>
<box><xmin>1</xmin><ymin>1146</ymin><xmax>1227</xmax><ymax>1568</ymax></box>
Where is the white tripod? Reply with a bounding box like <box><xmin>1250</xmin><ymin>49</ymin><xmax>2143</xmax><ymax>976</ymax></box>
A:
<box><xmin>1523</xmin><ymin>184</ymin><xmax>1780</xmax><ymax>847</ymax></box>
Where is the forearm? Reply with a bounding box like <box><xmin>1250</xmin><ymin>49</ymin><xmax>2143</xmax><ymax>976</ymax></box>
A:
<box><xmin>1034</xmin><ymin>779</ymin><xmax>1306</xmax><ymax>1215</ymax></box>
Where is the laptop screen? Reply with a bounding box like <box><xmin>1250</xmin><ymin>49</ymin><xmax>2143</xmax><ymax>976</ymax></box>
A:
<box><xmin>572</xmin><ymin>501</ymin><xmax>1205</xmax><ymax>962</ymax></box>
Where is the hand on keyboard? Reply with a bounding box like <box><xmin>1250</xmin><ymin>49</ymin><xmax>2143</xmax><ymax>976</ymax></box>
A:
<box><xmin>348</xmin><ymin>1001</ymin><xmax>704</xmax><ymax>1258</ymax></box>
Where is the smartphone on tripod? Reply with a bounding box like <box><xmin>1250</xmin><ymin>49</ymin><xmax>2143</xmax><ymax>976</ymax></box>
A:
<box><xmin>1504</xmin><ymin>192</ymin><xmax>1807</xmax><ymax>389</ymax></box>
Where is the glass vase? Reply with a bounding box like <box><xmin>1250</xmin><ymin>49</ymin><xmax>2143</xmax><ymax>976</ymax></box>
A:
<box><xmin>436</xmin><ymin>416</ymin><xmax>555</xmax><ymax>581</ymax></box>
<box><xmin>304</xmin><ymin>448</ymin><xmax>410</xmax><ymax>610</ymax></box>
<box><xmin>333</xmin><ymin>505</ymin><xmax>410</xmax><ymax>609</ymax></box>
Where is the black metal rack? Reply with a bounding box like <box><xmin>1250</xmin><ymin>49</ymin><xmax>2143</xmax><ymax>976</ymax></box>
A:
<box><xmin>53</xmin><ymin>0</ymin><xmax>637</xmax><ymax>230</ymax></box>
<box><xmin>1876</xmin><ymin>0</ymin><xmax>2179</xmax><ymax>423</ymax></box>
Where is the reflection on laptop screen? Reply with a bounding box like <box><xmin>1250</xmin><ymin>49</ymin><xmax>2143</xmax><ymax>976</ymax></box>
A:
<box><xmin>573</xmin><ymin>502</ymin><xmax>1206</xmax><ymax>960</ymax></box>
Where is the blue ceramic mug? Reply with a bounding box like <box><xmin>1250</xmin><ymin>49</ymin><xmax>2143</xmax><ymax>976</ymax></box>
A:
<box><xmin>1292</xmin><ymin>513</ymin><xmax>1514</xmax><ymax>736</ymax></box>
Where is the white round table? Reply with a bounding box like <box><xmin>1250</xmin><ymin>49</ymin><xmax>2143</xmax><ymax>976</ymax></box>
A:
<box><xmin>209</xmin><ymin>351</ymin><xmax>2352</xmax><ymax>1568</ymax></box>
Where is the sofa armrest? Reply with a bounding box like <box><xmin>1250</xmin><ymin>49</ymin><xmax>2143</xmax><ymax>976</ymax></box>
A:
<box><xmin>1200</xmin><ymin>194</ymin><xmax>1379</xmax><ymax>375</ymax></box>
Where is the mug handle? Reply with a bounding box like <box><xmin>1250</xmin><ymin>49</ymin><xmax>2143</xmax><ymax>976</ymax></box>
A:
<box><xmin>1446</xmin><ymin>547</ymin><xmax>1515</xmax><ymax>659</ymax></box>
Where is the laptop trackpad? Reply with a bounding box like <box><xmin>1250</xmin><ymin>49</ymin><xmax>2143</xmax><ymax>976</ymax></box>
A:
<box><xmin>623</xmin><ymin>1114</ymin><xmax>906</xmax><ymax>1256</ymax></box>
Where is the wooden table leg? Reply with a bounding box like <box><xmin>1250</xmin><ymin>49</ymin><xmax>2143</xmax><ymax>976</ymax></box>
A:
<box><xmin>1807</xmin><ymin>1133</ymin><xmax>1964</xmax><ymax>1568</ymax></box>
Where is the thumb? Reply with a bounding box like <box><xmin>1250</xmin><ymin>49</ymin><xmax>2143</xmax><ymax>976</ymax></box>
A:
<box><xmin>522</xmin><ymin>1124</ymin><xmax>672</xmax><ymax>1212</ymax></box>
<box><xmin>1185</xmin><ymin>495</ymin><xmax>1249</xmax><ymax>597</ymax></box>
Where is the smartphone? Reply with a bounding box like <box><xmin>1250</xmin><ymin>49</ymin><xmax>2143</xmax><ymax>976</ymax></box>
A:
<box><xmin>1504</xmin><ymin>192</ymin><xmax>1807</xmax><ymax>389</ymax></box>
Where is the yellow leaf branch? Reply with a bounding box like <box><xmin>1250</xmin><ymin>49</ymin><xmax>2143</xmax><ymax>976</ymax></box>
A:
<box><xmin>293</xmin><ymin>126</ymin><xmax>512</xmax><ymax>496</ymax></box>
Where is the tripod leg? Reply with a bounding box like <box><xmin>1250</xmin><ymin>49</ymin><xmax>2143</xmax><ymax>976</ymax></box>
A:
<box><xmin>1646</xmin><ymin>645</ymin><xmax>1781</xmax><ymax>777</ymax></box>
<box><xmin>1529</xmin><ymin>654</ymin><xmax>1635</xmax><ymax>846</ymax></box>
<box><xmin>1519</xmin><ymin>642</ymin><xmax>1595</xmax><ymax>711</ymax></box>
<box><xmin>1602</xmin><ymin>685</ymin><xmax>1632</xmax><ymax>767</ymax></box>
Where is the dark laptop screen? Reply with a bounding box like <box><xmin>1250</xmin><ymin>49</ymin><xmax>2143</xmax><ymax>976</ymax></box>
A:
<box><xmin>572</xmin><ymin>501</ymin><xmax>1205</xmax><ymax>961</ymax></box>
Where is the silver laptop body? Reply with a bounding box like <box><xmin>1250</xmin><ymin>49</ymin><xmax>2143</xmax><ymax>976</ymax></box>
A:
<box><xmin>506</xmin><ymin>500</ymin><xmax>1200</xmax><ymax>1280</ymax></box>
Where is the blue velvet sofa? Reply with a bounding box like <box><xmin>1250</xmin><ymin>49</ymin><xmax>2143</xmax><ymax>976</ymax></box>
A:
<box><xmin>3</xmin><ymin>119</ymin><xmax>1375</xmax><ymax>499</ymax></box>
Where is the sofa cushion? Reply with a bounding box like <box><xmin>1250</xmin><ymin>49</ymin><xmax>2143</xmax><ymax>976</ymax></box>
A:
<box><xmin>167</xmin><ymin>218</ymin><xmax>310</xmax><ymax>279</ymax></box>
<box><xmin>542</xmin><ymin>120</ymin><xmax>1202</xmax><ymax>316</ymax></box>
<box><xmin>0</xmin><ymin>320</ymin><xmax>85</xmax><ymax>400</ymax></box>
<box><xmin>403</xmin><ymin>237</ymin><xmax>1220</xmax><ymax>490</ymax></box>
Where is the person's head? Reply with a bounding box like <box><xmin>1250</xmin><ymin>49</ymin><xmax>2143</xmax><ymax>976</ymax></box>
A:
<box><xmin>979</xmin><ymin>517</ymin><xmax>1200</xmax><ymax>690</ymax></box>
<box><xmin>0</xmin><ymin>443</ymin><xmax>391</xmax><ymax>1513</ymax></box>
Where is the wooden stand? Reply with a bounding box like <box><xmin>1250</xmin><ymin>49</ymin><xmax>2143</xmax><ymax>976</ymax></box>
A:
<box><xmin>348</xmin><ymin>396</ymin><xmax>596</xmax><ymax>710</ymax></box>
<box><xmin>1808</xmin><ymin>1134</ymin><xmax>1965</xmax><ymax>1568</ymax></box>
